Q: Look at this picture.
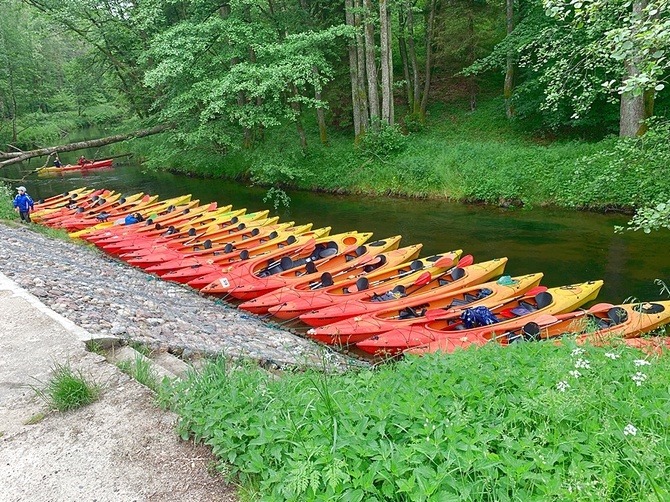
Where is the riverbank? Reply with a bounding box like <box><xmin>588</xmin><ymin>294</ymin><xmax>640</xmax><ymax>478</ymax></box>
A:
<box><xmin>134</xmin><ymin>99</ymin><xmax>669</xmax><ymax>214</ymax></box>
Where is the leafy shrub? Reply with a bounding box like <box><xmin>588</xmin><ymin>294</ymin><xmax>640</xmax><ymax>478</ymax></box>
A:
<box><xmin>168</xmin><ymin>342</ymin><xmax>670</xmax><ymax>500</ymax></box>
<box><xmin>359</xmin><ymin>121</ymin><xmax>408</xmax><ymax>158</ymax></box>
<box><xmin>0</xmin><ymin>184</ymin><xmax>16</xmax><ymax>219</ymax></box>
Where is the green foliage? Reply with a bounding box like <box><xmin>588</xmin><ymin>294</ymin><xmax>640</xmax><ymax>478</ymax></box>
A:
<box><xmin>0</xmin><ymin>183</ymin><xmax>16</xmax><ymax>219</ymax></box>
<box><xmin>358</xmin><ymin>121</ymin><xmax>408</xmax><ymax>159</ymax></box>
<box><xmin>169</xmin><ymin>342</ymin><xmax>670</xmax><ymax>500</ymax></box>
<box><xmin>33</xmin><ymin>362</ymin><xmax>100</xmax><ymax>412</ymax></box>
<box><xmin>561</xmin><ymin>119</ymin><xmax>670</xmax><ymax>210</ymax></box>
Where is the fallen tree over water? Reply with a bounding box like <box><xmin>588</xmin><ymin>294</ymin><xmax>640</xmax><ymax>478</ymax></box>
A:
<box><xmin>0</xmin><ymin>124</ymin><xmax>171</xmax><ymax>167</ymax></box>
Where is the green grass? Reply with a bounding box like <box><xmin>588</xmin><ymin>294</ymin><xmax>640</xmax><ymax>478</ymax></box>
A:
<box><xmin>34</xmin><ymin>362</ymin><xmax>100</xmax><ymax>412</ymax></box>
<box><xmin>165</xmin><ymin>341</ymin><xmax>670</xmax><ymax>500</ymax></box>
<box><xmin>116</xmin><ymin>355</ymin><xmax>161</xmax><ymax>392</ymax></box>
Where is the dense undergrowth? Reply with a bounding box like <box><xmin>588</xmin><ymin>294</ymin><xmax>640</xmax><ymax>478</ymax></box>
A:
<box><xmin>133</xmin><ymin>97</ymin><xmax>669</xmax><ymax>212</ymax></box>
<box><xmin>163</xmin><ymin>340</ymin><xmax>670</xmax><ymax>501</ymax></box>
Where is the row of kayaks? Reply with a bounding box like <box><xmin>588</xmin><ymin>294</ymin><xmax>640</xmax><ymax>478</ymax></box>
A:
<box><xmin>32</xmin><ymin>187</ymin><xmax>670</xmax><ymax>357</ymax></box>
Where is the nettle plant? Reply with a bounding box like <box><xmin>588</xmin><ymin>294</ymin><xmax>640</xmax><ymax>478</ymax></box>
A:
<box><xmin>170</xmin><ymin>342</ymin><xmax>670</xmax><ymax>500</ymax></box>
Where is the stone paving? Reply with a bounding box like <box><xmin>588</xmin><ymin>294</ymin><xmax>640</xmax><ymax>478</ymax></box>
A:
<box><xmin>0</xmin><ymin>223</ymin><xmax>360</xmax><ymax>370</ymax></box>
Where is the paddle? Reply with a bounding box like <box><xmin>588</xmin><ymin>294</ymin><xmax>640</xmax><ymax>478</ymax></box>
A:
<box><xmin>410</xmin><ymin>254</ymin><xmax>474</xmax><ymax>293</ymax></box>
<box><xmin>423</xmin><ymin>285</ymin><xmax>549</xmax><ymax>322</ymax></box>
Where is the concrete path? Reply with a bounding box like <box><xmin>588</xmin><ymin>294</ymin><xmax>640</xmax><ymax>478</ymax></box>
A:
<box><xmin>0</xmin><ymin>272</ymin><xmax>236</xmax><ymax>501</ymax></box>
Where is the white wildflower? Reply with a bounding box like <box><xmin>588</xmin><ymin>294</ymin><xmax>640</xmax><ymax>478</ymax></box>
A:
<box><xmin>604</xmin><ymin>352</ymin><xmax>620</xmax><ymax>360</ymax></box>
<box><xmin>574</xmin><ymin>358</ymin><xmax>591</xmax><ymax>369</ymax></box>
<box><xmin>631</xmin><ymin>372</ymin><xmax>647</xmax><ymax>386</ymax></box>
<box><xmin>571</xmin><ymin>348</ymin><xmax>585</xmax><ymax>357</ymax></box>
<box><xmin>633</xmin><ymin>359</ymin><xmax>651</xmax><ymax>367</ymax></box>
<box><xmin>623</xmin><ymin>424</ymin><xmax>637</xmax><ymax>436</ymax></box>
<box><xmin>556</xmin><ymin>380</ymin><xmax>570</xmax><ymax>392</ymax></box>
<box><xmin>569</xmin><ymin>370</ymin><xmax>581</xmax><ymax>379</ymax></box>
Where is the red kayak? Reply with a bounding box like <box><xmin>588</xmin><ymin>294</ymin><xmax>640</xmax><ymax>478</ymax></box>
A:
<box><xmin>39</xmin><ymin>159</ymin><xmax>114</xmax><ymax>173</ymax></box>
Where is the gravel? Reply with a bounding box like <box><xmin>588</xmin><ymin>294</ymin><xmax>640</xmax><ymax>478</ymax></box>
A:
<box><xmin>0</xmin><ymin>223</ymin><xmax>360</xmax><ymax>370</ymax></box>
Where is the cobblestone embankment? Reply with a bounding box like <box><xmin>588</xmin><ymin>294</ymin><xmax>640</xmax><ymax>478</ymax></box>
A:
<box><xmin>0</xmin><ymin>223</ymin><xmax>358</xmax><ymax>370</ymax></box>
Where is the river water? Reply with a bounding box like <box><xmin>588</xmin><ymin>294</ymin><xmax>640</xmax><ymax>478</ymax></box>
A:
<box><xmin>8</xmin><ymin>158</ymin><xmax>670</xmax><ymax>306</ymax></box>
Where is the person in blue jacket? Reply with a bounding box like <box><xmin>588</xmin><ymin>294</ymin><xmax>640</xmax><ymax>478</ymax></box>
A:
<box><xmin>13</xmin><ymin>186</ymin><xmax>34</xmax><ymax>223</ymax></box>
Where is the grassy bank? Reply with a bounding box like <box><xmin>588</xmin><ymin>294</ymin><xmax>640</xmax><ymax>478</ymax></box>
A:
<box><xmin>164</xmin><ymin>340</ymin><xmax>670</xmax><ymax>500</ymax></box>
<box><xmin>133</xmin><ymin>98</ymin><xmax>669</xmax><ymax>212</ymax></box>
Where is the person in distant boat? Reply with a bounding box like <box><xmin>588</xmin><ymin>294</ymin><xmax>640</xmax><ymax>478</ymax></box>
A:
<box><xmin>78</xmin><ymin>155</ymin><xmax>91</xmax><ymax>166</ymax></box>
<box><xmin>53</xmin><ymin>155</ymin><xmax>62</xmax><ymax>168</ymax></box>
<box><xmin>13</xmin><ymin>186</ymin><xmax>34</xmax><ymax>223</ymax></box>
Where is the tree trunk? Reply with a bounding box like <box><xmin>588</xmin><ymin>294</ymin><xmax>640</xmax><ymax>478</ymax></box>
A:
<box><xmin>354</xmin><ymin>1</ymin><xmax>369</xmax><ymax>136</ymax></box>
<box><xmin>345</xmin><ymin>0</ymin><xmax>363</xmax><ymax>139</ymax></box>
<box><xmin>379</xmin><ymin>0</ymin><xmax>394</xmax><ymax>125</ymax></box>
<box><xmin>9</xmin><ymin>68</ymin><xmax>18</xmax><ymax>143</ymax></box>
<box><xmin>363</xmin><ymin>0</ymin><xmax>380</xmax><ymax>128</ymax></box>
<box><xmin>619</xmin><ymin>0</ymin><xmax>648</xmax><ymax>138</ymax></box>
<box><xmin>0</xmin><ymin>124</ymin><xmax>172</xmax><ymax>167</ymax></box>
<box><xmin>468</xmin><ymin>4</ymin><xmax>477</xmax><ymax>112</ymax></box>
<box><xmin>405</xmin><ymin>0</ymin><xmax>421</xmax><ymax>116</ymax></box>
<box><xmin>420</xmin><ymin>0</ymin><xmax>436</xmax><ymax>118</ymax></box>
<box><xmin>504</xmin><ymin>0</ymin><xmax>515</xmax><ymax>118</ymax></box>
<box><xmin>398</xmin><ymin>10</ymin><xmax>413</xmax><ymax>111</ymax></box>
<box><xmin>313</xmin><ymin>66</ymin><xmax>328</xmax><ymax>144</ymax></box>
<box><xmin>290</xmin><ymin>85</ymin><xmax>308</xmax><ymax>151</ymax></box>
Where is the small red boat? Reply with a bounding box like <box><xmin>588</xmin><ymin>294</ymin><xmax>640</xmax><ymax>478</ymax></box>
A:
<box><xmin>39</xmin><ymin>158</ymin><xmax>114</xmax><ymax>173</ymax></box>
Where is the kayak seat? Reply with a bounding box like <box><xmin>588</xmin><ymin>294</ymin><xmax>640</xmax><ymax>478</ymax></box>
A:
<box><xmin>319</xmin><ymin>247</ymin><xmax>338</xmax><ymax>259</ymax></box>
<box><xmin>230</xmin><ymin>217</ymin><xmax>238</xmax><ymax>224</ymax></box>
<box><xmin>463</xmin><ymin>293</ymin><xmax>478</xmax><ymax>303</ymax></box>
<box><xmin>305</xmin><ymin>261</ymin><xmax>318</xmax><ymax>274</ymax></box>
<box><xmin>522</xmin><ymin>321</ymin><xmax>541</xmax><ymax>341</ymax></box>
<box><xmin>119</xmin><ymin>198</ymin><xmax>126</xmax><ymax>204</ymax></box>
<box><xmin>223</xmin><ymin>243</ymin><xmax>234</xmax><ymax>253</ymax></box>
<box><xmin>269</xmin><ymin>231</ymin><xmax>279</xmax><ymax>239</ymax></box>
<box><xmin>399</xmin><ymin>307</ymin><xmax>419</xmax><ymax>319</ymax></box>
<box><xmin>535</xmin><ymin>292</ymin><xmax>553</xmax><ymax>309</ymax></box>
<box><xmin>287</xmin><ymin>235</ymin><xmax>297</xmax><ymax>245</ymax></box>
<box><xmin>410</xmin><ymin>260</ymin><xmax>423</xmax><ymax>271</ymax></box>
<box><xmin>182</xmin><ymin>208</ymin><xmax>190</xmax><ymax>214</ymax></box>
<box><xmin>356</xmin><ymin>277</ymin><xmax>369</xmax><ymax>291</ymax></box>
<box><xmin>188</xmin><ymin>228</ymin><xmax>196</xmax><ymax>236</ymax></box>
<box><xmin>451</xmin><ymin>268</ymin><xmax>465</xmax><ymax>280</ymax></box>
<box><xmin>608</xmin><ymin>307</ymin><xmax>628</xmax><ymax>325</ymax></box>
<box><xmin>449</xmin><ymin>298</ymin><xmax>470</xmax><ymax>307</ymax></box>
<box><xmin>203</xmin><ymin>240</ymin><xmax>212</xmax><ymax>249</ymax></box>
<box><xmin>239</xmin><ymin>250</ymin><xmax>250</xmax><ymax>260</ymax></box>
<box><xmin>251</xmin><ymin>228</ymin><xmax>260</xmax><ymax>236</ymax></box>
<box><xmin>364</xmin><ymin>254</ymin><xmax>387</xmax><ymax>272</ymax></box>
<box><xmin>320</xmin><ymin>273</ymin><xmax>334</xmax><ymax>287</ymax></box>
<box><xmin>356</xmin><ymin>245</ymin><xmax>367</xmax><ymax>256</ymax></box>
